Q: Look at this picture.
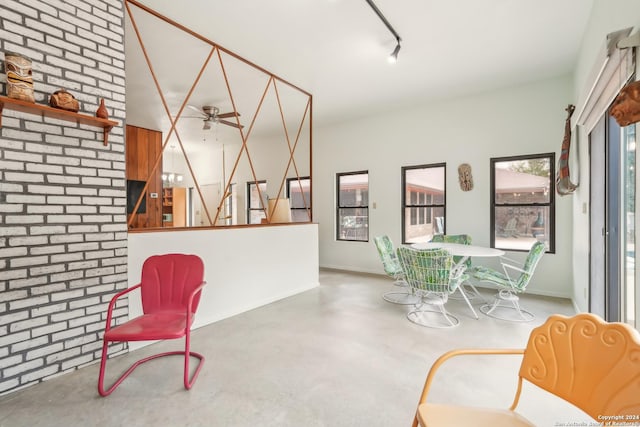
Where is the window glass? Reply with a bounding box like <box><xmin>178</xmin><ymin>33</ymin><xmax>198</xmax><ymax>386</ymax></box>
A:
<box><xmin>402</xmin><ymin>164</ymin><xmax>446</xmax><ymax>243</ymax></box>
<box><xmin>287</xmin><ymin>177</ymin><xmax>311</xmax><ymax>222</ymax></box>
<box><xmin>247</xmin><ymin>181</ymin><xmax>267</xmax><ymax>224</ymax></box>
<box><xmin>337</xmin><ymin>172</ymin><xmax>369</xmax><ymax>241</ymax></box>
<box><xmin>491</xmin><ymin>154</ymin><xmax>554</xmax><ymax>252</ymax></box>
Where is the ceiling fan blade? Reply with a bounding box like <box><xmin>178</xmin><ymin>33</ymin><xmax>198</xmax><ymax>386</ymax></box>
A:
<box><xmin>187</xmin><ymin>104</ymin><xmax>206</xmax><ymax>117</ymax></box>
<box><xmin>218</xmin><ymin>119</ymin><xmax>243</xmax><ymax>129</ymax></box>
<box><xmin>217</xmin><ymin>111</ymin><xmax>240</xmax><ymax>119</ymax></box>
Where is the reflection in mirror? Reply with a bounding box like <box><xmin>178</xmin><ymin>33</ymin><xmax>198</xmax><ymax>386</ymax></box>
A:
<box><xmin>287</xmin><ymin>176</ymin><xmax>312</xmax><ymax>222</ymax></box>
<box><xmin>124</xmin><ymin>0</ymin><xmax>311</xmax><ymax>230</ymax></box>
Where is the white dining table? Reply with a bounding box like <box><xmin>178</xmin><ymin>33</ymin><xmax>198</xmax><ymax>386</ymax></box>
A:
<box><xmin>409</xmin><ymin>242</ymin><xmax>506</xmax><ymax>319</ymax></box>
<box><xmin>410</xmin><ymin>242</ymin><xmax>505</xmax><ymax>259</ymax></box>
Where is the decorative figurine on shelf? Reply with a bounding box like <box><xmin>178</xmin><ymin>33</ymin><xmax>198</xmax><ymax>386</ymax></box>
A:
<box><xmin>458</xmin><ymin>163</ymin><xmax>473</xmax><ymax>191</ymax></box>
<box><xmin>95</xmin><ymin>98</ymin><xmax>108</xmax><ymax>119</ymax></box>
<box><xmin>49</xmin><ymin>88</ymin><xmax>79</xmax><ymax>112</ymax></box>
<box><xmin>5</xmin><ymin>52</ymin><xmax>35</xmax><ymax>103</ymax></box>
<box><xmin>610</xmin><ymin>80</ymin><xmax>640</xmax><ymax>127</ymax></box>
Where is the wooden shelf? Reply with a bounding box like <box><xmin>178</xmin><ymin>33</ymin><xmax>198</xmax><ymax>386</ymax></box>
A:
<box><xmin>0</xmin><ymin>95</ymin><xmax>118</xmax><ymax>145</ymax></box>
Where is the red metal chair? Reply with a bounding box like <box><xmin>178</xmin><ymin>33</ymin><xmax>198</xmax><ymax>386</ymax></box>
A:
<box><xmin>98</xmin><ymin>253</ymin><xmax>206</xmax><ymax>396</ymax></box>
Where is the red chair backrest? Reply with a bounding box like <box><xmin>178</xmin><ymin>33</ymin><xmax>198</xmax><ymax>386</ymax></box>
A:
<box><xmin>140</xmin><ymin>254</ymin><xmax>205</xmax><ymax>314</ymax></box>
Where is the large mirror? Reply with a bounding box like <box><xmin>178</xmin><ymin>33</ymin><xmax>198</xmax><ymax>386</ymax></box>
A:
<box><xmin>124</xmin><ymin>1</ymin><xmax>312</xmax><ymax>229</ymax></box>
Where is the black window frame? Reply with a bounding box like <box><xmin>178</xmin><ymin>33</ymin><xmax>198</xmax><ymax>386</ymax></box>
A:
<box><xmin>286</xmin><ymin>176</ymin><xmax>312</xmax><ymax>222</ymax></box>
<box><xmin>336</xmin><ymin>170</ymin><xmax>369</xmax><ymax>242</ymax></box>
<box><xmin>401</xmin><ymin>163</ymin><xmax>446</xmax><ymax>244</ymax></box>
<box><xmin>490</xmin><ymin>153</ymin><xmax>555</xmax><ymax>253</ymax></box>
<box><xmin>247</xmin><ymin>180</ymin><xmax>267</xmax><ymax>224</ymax></box>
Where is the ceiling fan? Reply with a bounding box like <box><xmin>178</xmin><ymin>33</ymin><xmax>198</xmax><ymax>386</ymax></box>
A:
<box><xmin>186</xmin><ymin>105</ymin><xmax>242</xmax><ymax>130</ymax></box>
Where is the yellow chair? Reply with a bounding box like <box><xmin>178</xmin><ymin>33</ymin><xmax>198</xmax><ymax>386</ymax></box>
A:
<box><xmin>411</xmin><ymin>313</ymin><xmax>640</xmax><ymax>426</ymax></box>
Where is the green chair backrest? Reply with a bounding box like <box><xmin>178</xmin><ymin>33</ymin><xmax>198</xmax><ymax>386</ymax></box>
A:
<box><xmin>515</xmin><ymin>241</ymin><xmax>546</xmax><ymax>290</ymax></box>
<box><xmin>397</xmin><ymin>247</ymin><xmax>462</xmax><ymax>293</ymax></box>
<box><xmin>373</xmin><ymin>235</ymin><xmax>403</xmax><ymax>278</ymax></box>
<box><xmin>430</xmin><ymin>234</ymin><xmax>472</xmax><ymax>267</ymax></box>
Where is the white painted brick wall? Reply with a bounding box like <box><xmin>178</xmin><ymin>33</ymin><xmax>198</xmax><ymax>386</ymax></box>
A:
<box><xmin>0</xmin><ymin>0</ymin><xmax>126</xmax><ymax>395</ymax></box>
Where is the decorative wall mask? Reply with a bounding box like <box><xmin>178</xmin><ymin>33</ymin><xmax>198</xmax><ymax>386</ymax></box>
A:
<box><xmin>556</xmin><ymin>104</ymin><xmax>578</xmax><ymax>196</ymax></box>
<box><xmin>5</xmin><ymin>52</ymin><xmax>35</xmax><ymax>103</ymax></box>
<box><xmin>610</xmin><ymin>80</ymin><xmax>640</xmax><ymax>127</ymax></box>
<box><xmin>457</xmin><ymin>163</ymin><xmax>473</xmax><ymax>191</ymax></box>
<box><xmin>49</xmin><ymin>88</ymin><xmax>80</xmax><ymax>112</ymax></box>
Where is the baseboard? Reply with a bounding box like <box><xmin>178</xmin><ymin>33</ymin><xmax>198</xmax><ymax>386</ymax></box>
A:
<box><xmin>320</xmin><ymin>265</ymin><xmax>573</xmax><ymax>300</ymax></box>
<box><xmin>193</xmin><ymin>281</ymin><xmax>320</xmax><ymax>330</ymax></box>
<box><xmin>319</xmin><ymin>263</ymin><xmax>380</xmax><ymax>276</ymax></box>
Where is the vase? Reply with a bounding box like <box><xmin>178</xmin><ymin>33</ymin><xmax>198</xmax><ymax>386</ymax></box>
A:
<box><xmin>96</xmin><ymin>98</ymin><xmax>108</xmax><ymax>119</ymax></box>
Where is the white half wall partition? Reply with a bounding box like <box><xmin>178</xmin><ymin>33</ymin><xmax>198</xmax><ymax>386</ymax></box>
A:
<box><xmin>126</xmin><ymin>223</ymin><xmax>319</xmax><ymax>349</ymax></box>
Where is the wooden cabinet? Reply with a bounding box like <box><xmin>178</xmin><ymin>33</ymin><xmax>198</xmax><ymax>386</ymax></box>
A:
<box><xmin>163</xmin><ymin>187</ymin><xmax>186</xmax><ymax>227</ymax></box>
<box><xmin>126</xmin><ymin>125</ymin><xmax>162</xmax><ymax>228</ymax></box>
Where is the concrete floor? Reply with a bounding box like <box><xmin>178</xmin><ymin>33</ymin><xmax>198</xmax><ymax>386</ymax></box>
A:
<box><xmin>0</xmin><ymin>269</ymin><xmax>592</xmax><ymax>427</ymax></box>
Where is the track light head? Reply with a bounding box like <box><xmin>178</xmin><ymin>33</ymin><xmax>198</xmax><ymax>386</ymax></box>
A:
<box><xmin>388</xmin><ymin>42</ymin><xmax>401</xmax><ymax>63</ymax></box>
<box><xmin>365</xmin><ymin>0</ymin><xmax>403</xmax><ymax>63</ymax></box>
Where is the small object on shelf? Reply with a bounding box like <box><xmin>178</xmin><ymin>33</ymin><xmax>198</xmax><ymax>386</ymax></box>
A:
<box><xmin>95</xmin><ymin>98</ymin><xmax>108</xmax><ymax>119</ymax></box>
<box><xmin>5</xmin><ymin>52</ymin><xmax>35</xmax><ymax>103</ymax></box>
<box><xmin>49</xmin><ymin>88</ymin><xmax>79</xmax><ymax>112</ymax></box>
<box><xmin>610</xmin><ymin>80</ymin><xmax>640</xmax><ymax>127</ymax></box>
<box><xmin>0</xmin><ymin>95</ymin><xmax>118</xmax><ymax>145</ymax></box>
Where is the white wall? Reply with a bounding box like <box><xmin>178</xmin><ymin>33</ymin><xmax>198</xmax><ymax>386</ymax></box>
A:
<box><xmin>314</xmin><ymin>75</ymin><xmax>574</xmax><ymax>298</ymax></box>
<box><xmin>570</xmin><ymin>0</ymin><xmax>640</xmax><ymax>311</ymax></box>
<box><xmin>127</xmin><ymin>223</ymin><xmax>319</xmax><ymax>349</ymax></box>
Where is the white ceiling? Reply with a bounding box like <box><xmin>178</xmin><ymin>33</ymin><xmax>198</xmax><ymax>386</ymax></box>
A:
<box><xmin>125</xmin><ymin>0</ymin><xmax>594</xmax><ymax>131</ymax></box>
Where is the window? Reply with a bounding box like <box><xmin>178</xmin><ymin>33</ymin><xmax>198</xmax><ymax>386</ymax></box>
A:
<box><xmin>402</xmin><ymin>164</ymin><xmax>446</xmax><ymax>244</ymax></box>
<box><xmin>337</xmin><ymin>171</ymin><xmax>369</xmax><ymax>241</ymax></box>
<box><xmin>287</xmin><ymin>176</ymin><xmax>311</xmax><ymax>222</ymax></box>
<box><xmin>491</xmin><ymin>153</ymin><xmax>555</xmax><ymax>252</ymax></box>
<box><xmin>247</xmin><ymin>180</ymin><xmax>267</xmax><ymax>224</ymax></box>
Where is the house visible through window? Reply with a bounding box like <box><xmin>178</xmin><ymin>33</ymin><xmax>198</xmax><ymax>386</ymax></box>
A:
<box><xmin>287</xmin><ymin>176</ymin><xmax>311</xmax><ymax>222</ymax></box>
<box><xmin>491</xmin><ymin>153</ymin><xmax>555</xmax><ymax>252</ymax></box>
<box><xmin>247</xmin><ymin>180</ymin><xmax>267</xmax><ymax>224</ymax></box>
<box><xmin>402</xmin><ymin>164</ymin><xmax>446</xmax><ymax>244</ymax></box>
<box><xmin>337</xmin><ymin>171</ymin><xmax>369</xmax><ymax>241</ymax></box>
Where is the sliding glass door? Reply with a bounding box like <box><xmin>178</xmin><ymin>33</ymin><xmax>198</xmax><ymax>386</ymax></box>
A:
<box><xmin>590</xmin><ymin>113</ymin><xmax>637</xmax><ymax>329</ymax></box>
<box><xmin>622</xmin><ymin>123</ymin><xmax>636</xmax><ymax>328</ymax></box>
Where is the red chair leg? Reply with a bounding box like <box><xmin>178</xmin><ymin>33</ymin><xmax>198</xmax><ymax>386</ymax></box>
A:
<box><xmin>183</xmin><ymin>329</ymin><xmax>204</xmax><ymax>389</ymax></box>
<box><xmin>98</xmin><ymin>337</ymin><xmax>205</xmax><ymax>397</ymax></box>
<box><xmin>97</xmin><ymin>339</ymin><xmax>111</xmax><ymax>396</ymax></box>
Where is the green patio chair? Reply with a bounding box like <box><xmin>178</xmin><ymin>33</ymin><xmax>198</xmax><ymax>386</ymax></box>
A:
<box><xmin>472</xmin><ymin>241</ymin><xmax>546</xmax><ymax>322</ymax></box>
<box><xmin>373</xmin><ymin>235</ymin><xmax>420</xmax><ymax>305</ymax></box>
<box><xmin>430</xmin><ymin>234</ymin><xmax>483</xmax><ymax>318</ymax></box>
<box><xmin>397</xmin><ymin>246</ymin><xmax>468</xmax><ymax>328</ymax></box>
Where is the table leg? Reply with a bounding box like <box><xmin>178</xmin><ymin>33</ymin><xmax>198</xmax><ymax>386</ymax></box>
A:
<box><xmin>454</xmin><ymin>256</ymin><xmax>480</xmax><ymax>319</ymax></box>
